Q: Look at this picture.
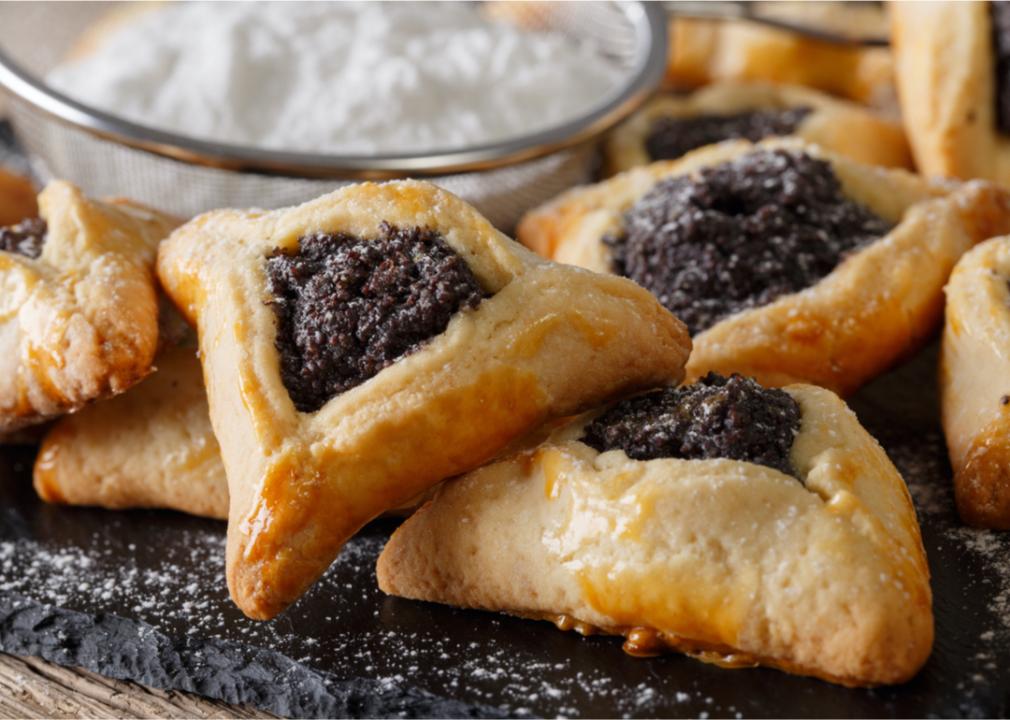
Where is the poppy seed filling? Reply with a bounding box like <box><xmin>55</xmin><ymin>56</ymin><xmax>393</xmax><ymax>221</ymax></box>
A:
<box><xmin>644</xmin><ymin>107</ymin><xmax>812</xmax><ymax>162</ymax></box>
<box><xmin>266</xmin><ymin>222</ymin><xmax>487</xmax><ymax>413</ymax></box>
<box><xmin>604</xmin><ymin>149</ymin><xmax>893</xmax><ymax>335</ymax></box>
<box><xmin>581</xmin><ymin>373</ymin><xmax>802</xmax><ymax>477</ymax></box>
<box><xmin>0</xmin><ymin>218</ymin><xmax>46</xmax><ymax>259</ymax></box>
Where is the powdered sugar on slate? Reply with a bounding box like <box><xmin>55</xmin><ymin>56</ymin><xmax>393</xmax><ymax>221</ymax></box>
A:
<box><xmin>2</xmin><ymin>346</ymin><xmax>1010</xmax><ymax>716</ymax></box>
<box><xmin>0</xmin><ymin>521</ymin><xmax>684</xmax><ymax>716</ymax></box>
<box><xmin>868</xmin><ymin>420</ymin><xmax>1010</xmax><ymax>711</ymax></box>
<box><xmin>889</xmin><ymin>429</ymin><xmax>1010</xmax><ymax>636</ymax></box>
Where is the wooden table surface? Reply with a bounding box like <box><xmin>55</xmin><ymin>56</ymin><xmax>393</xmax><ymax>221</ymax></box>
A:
<box><xmin>0</xmin><ymin>653</ymin><xmax>273</xmax><ymax>719</ymax></box>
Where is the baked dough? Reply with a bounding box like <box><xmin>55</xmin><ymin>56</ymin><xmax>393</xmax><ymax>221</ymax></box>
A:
<box><xmin>32</xmin><ymin>342</ymin><xmax>426</xmax><ymax>520</ymax></box>
<box><xmin>31</xmin><ymin>339</ymin><xmax>424</xmax><ymax>521</ymax></box>
<box><xmin>667</xmin><ymin>2</ymin><xmax>896</xmax><ymax>110</ymax></box>
<box><xmin>378</xmin><ymin>383</ymin><xmax>933</xmax><ymax>687</ymax></box>
<box><xmin>940</xmin><ymin>236</ymin><xmax>1010</xmax><ymax>528</ymax></box>
<box><xmin>518</xmin><ymin>138</ymin><xmax>1010</xmax><ymax>396</ymax></box>
<box><xmin>890</xmin><ymin>2</ymin><xmax>1010</xmax><ymax>185</ymax></box>
<box><xmin>157</xmin><ymin>179</ymin><xmax>691</xmax><ymax>620</ymax></box>
<box><xmin>34</xmin><ymin>344</ymin><xmax>228</xmax><ymax>520</ymax></box>
<box><xmin>0</xmin><ymin>168</ymin><xmax>36</xmax><ymax>227</ymax></box>
<box><xmin>0</xmin><ymin>181</ymin><xmax>179</xmax><ymax>432</ymax></box>
<box><xmin>604</xmin><ymin>81</ymin><xmax>911</xmax><ymax>176</ymax></box>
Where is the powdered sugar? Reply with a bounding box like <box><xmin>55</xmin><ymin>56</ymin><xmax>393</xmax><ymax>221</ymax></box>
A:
<box><xmin>0</xmin><ymin>514</ymin><xmax>713</xmax><ymax>717</ymax></box>
<box><xmin>889</xmin><ymin>428</ymin><xmax>1010</xmax><ymax>639</ymax></box>
<box><xmin>48</xmin><ymin>2</ymin><xmax>623</xmax><ymax>154</ymax></box>
<box><xmin>949</xmin><ymin>528</ymin><xmax>1010</xmax><ymax>635</ymax></box>
<box><xmin>867</xmin><ymin>421</ymin><xmax>1010</xmax><ymax>713</ymax></box>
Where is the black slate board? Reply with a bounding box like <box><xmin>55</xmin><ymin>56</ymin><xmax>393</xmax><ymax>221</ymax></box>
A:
<box><xmin>1</xmin><ymin>344</ymin><xmax>1010</xmax><ymax>718</ymax></box>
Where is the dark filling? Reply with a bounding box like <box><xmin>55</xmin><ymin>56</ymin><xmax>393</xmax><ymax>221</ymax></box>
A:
<box><xmin>0</xmin><ymin>218</ymin><xmax>46</xmax><ymax>259</ymax></box>
<box><xmin>644</xmin><ymin>107</ymin><xmax>812</xmax><ymax>162</ymax></box>
<box><xmin>581</xmin><ymin>373</ymin><xmax>801</xmax><ymax>477</ymax></box>
<box><xmin>993</xmin><ymin>1</ymin><xmax>1010</xmax><ymax>135</ymax></box>
<box><xmin>604</xmin><ymin>149</ymin><xmax>892</xmax><ymax>335</ymax></box>
<box><xmin>266</xmin><ymin>222</ymin><xmax>487</xmax><ymax>413</ymax></box>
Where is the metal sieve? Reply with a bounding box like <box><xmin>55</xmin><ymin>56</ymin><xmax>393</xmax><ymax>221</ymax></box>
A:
<box><xmin>0</xmin><ymin>1</ymin><xmax>667</xmax><ymax>231</ymax></box>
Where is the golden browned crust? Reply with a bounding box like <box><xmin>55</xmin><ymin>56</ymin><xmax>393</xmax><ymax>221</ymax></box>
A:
<box><xmin>517</xmin><ymin>138</ymin><xmax>1010</xmax><ymax>396</ymax></box>
<box><xmin>604</xmin><ymin>81</ymin><xmax>912</xmax><ymax>176</ymax></box>
<box><xmin>940</xmin><ymin>236</ymin><xmax>1010</xmax><ymax>528</ymax></box>
<box><xmin>666</xmin><ymin>4</ymin><xmax>896</xmax><ymax>110</ymax></box>
<box><xmin>0</xmin><ymin>181</ymin><xmax>180</xmax><ymax>432</ymax></box>
<box><xmin>157</xmin><ymin>179</ymin><xmax>691</xmax><ymax>620</ymax></box>
<box><xmin>890</xmin><ymin>2</ymin><xmax>1010</xmax><ymax>184</ymax></box>
<box><xmin>953</xmin><ymin>425</ymin><xmax>1010</xmax><ymax>528</ymax></box>
<box><xmin>378</xmin><ymin>384</ymin><xmax>933</xmax><ymax>686</ymax></box>
<box><xmin>34</xmin><ymin>344</ymin><xmax>228</xmax><ymax>520</ymax></box>
<box><xmin>0</xmin><ymin>168</ymin><xmax>36</xmax><ymax>227</ymax></box>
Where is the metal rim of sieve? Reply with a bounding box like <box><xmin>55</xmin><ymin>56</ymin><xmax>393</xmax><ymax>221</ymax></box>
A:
<box><xmin>0</xmin><ymin>2</ymin><xmax>667</xmax><ymax>180</ymax></box>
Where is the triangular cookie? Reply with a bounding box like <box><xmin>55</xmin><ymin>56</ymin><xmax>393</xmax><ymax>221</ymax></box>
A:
<box><xmin>604</xmin><ymin>81</ymin><xmax>911</xmax><ymax>175</ymax></box>
<box><xmin>34</xmin><ymin>344</ymin><xmax>229</xmax><ymax>520</ymax></box>
<box><xmin>0</xmin><ymin>181</ymin><xmax>179</xmax><ymax>432</ymax></box>
<box><xmin>517</xmin><ymin>138</ymin><xmax>1010</xmax><ymax>396</ymax></box>
<box><xmin>891</xmin><ymin>2</ymin><xmax>1010</xmax><ymax>185</ymax></box>
<box><xmin>379</xmin><ymin>374</ymin><xmax>932</xmax><ymax>686</ymax></box>
<box><xmin>33</xmin><ymin>343</ymin><xmax>428</xmax><ymax>520</ymax></box>
<box><xmin>941</xmin><ymin>235</ymin><xmax>1010</xmax><ymax>528</ymax></box>
<box><xmin>157</xmin><ymin>180</ymin><xmax>691</xmax><ymax>619</ymax></box>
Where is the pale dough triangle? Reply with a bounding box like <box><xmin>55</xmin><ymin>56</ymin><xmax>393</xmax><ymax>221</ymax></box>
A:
<box><xmin>603</xmin><ymin>81</ymin><xmax>911</xmax><ymax>176</ymax></box>
<box><xmin>32</xmin><ymin>343</ymin><xmax>432</xmax><ymax>521</ymax></box>
<box><xmin>34</xmin><ymin>344</ymin><xmax>229</xmax><ymax>520</ymax></box>
<box><xmin>378</xmin><ymin>383</ymin><xmax>933</xmax><ymax>686</ymax></box>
